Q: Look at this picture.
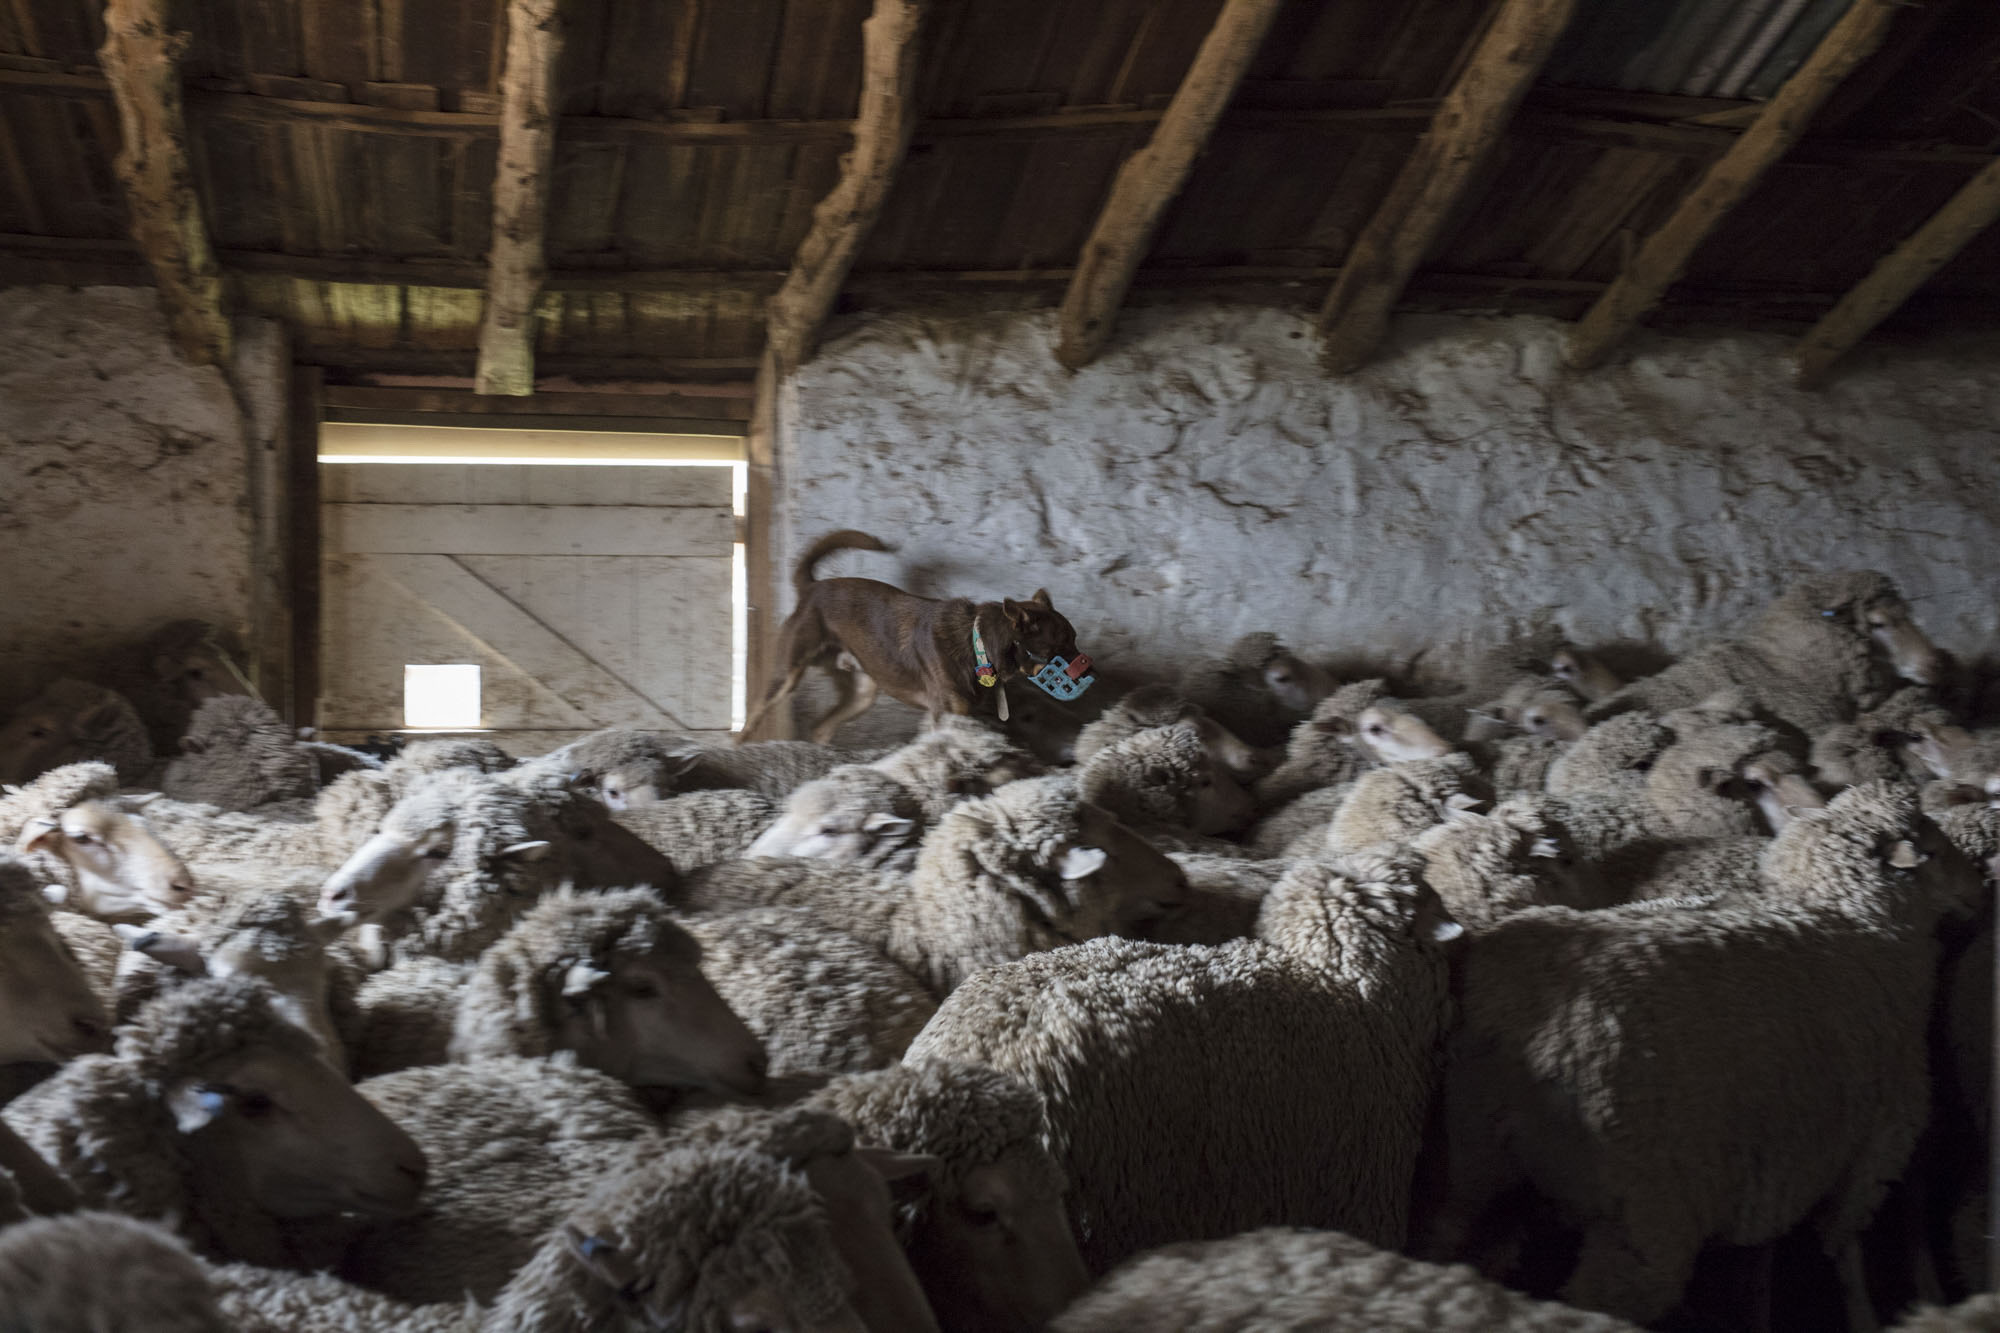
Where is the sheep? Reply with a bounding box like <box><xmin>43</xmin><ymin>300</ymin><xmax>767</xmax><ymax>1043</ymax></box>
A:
<box><xmin>1551</xmin><ymin>644</ymin><xmax>1626</xmax><ymax>703</ymax></box>
<box><xmin>447</xmin><ymin>886</ymin><xmax>769</xmax><ymax>1097</ymax></box>
<box><xmin>681</xmin><ymin>854</ymin><xmax>908</xmax><ymax>931</ymax></box>
<box><xmin>1323</xmin><ymin>753</ymin><xmax>1491</xmax><ymax>856</ymax></box>
<box><xmin>0</xmin><ymin>851</ymin><xmax>112</xmax><ymax>1069</ymax></box>
<box><xmin>2</xmin><ymin>975</ymin><xmax>428</xmax><ymax>1270</ymax></box>
<box><xmin>104</xmin><ymin>618</ymin><xmax>256</xmax><ymax>755</ymax></box>
<box><xmin>1545</xmin><ymin>710</ymin><xmax>1677</xmax><ymax>796</ymax></box>
<box><xmin>802</xmin><ymin>1059</ymin><xmax>1091</xmax><ymax>1332</ymax></box>
<box><xmin>1075</xmin><ymin>721</ymin><xmax>1257</xmax><ymax>848</ymax></box>
<box><xmin>0</xmin><ymin>678</ymin><xmax>154</xmax><ymax>787</ymax></box>
<box><xmin>0</xmin><ymin>1211</ymin><xmax>232</xmax><ymax>1333</ymax></box>
<box><xmin>1244</xmin><ymin>780</ymin><xmax>1353</xmax><ymax>857</ymax></box>
<box><xmin>866</xmin><ymin>715</ymin><xmax>1047</xmax><ymax>819</ymax></box>
<box><xmin>201</xmin><ymin>1263</ymin><xmax>470</xmax><ymax>1333</ymax></box>
<box><xmin>159</xmin><ymin>694</ymin><xmax>319</xmax><ymax>811</ymax></box>
<box><xmin>549</xmin><ymin>725</ymin><xmax>864</xmax><ymax>808</ymax></box>
<box><xmin>1050</xmin><ymin>1227</ymin><xmax>1643</xmax><ymax>1332</ymax></box>
<box><xmin>1421</xmin><ymin>783</ymin><xmax>1981</xmax><ymax>1326</ymax></box>
<box><xmin>614</xmin><ymin>786</ymin><xmax>783</xmax><ymax>873</ymax></box>
<box><xmin>347</xmin><ymin>954</ymin><xmax>474</xmax><ymax>1080</ymax></box>
<box><xmin>1589</xmin><ymin>570</ymin><xmax>1941</xmax><ymax>736</ymax></box>
<box><xmin>318</xmin><ymin>766</ymin><xmax>679</xmax><ymax>963</ymax></box>
<box><xmin>743</xmin><ymin>763</ymin><xmax>929</xmax><ymax>870</ymax></box>
<box><xmin>1409</xmin><ymin>801</ymin><xmax>1605</xmax><ymax>930</ymax></box>
<box><xmin>309</xmin><ymin>737</ymin><xmax>517</xmax><ymax>861</ymax></box>
<box><xmin>1072</xmin><ymin>684</ymin><xmax>1271</xmax><ymax>782</ymax></box>
<box><xmin>3</xmin><ymin>761</ymin><xmax>192</xmax><ymax>920</ymax></box>
<box><xmin>1254</xmin><ymin>680</ymin><xmax>1455</xmax><ymax>810</ymax></box>
<box><xmin>1811</xmin><ymin>685</ymin><xmax>1960</xmax><ymax>790</ymax></box>
<box><xmin>1178</xmin><ymin>631</ymin><xmax>1335</xmax><ymax>748</ymax></box>
<box><xmin>906</xmin><ymin>851</ymin><xmax>1459</xmax><ymax>1275</ymax></box>
<box><xmin>1145</xmin><ymin>852</ymin><xmax>1293</xmax><ymax>945</ymax></box>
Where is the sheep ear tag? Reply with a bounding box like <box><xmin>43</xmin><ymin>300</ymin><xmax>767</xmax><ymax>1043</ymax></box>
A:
<box><xmin>1029</xmin><ymin>654</ymin><xmax>1095</xmax><ymax>702</ymax></box>
<box><xmin>166</xmin><ymin>1083</ymin><xmax>229</xmax><ymax>1134</ymax></box>
<box><xmin>1058</xmin><ymin>846</ymin><xmax>1107</xmax><ymax>881</ymax></box>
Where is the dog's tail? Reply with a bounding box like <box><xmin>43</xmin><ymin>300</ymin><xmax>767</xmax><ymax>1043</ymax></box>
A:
<box><xmin>794</xmin><ymin>530</ymin><xmax>893</xmax><ymax>597</ymax></box>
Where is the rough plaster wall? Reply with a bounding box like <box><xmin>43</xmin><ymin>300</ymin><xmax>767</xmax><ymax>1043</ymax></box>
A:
<box><xmin>778</xmin><ymin>305</ymin><xmax>2000</xmax><ymax>738</ymax></box>
<box><xmin>0</xmin><ymin>286</ymin><xmax>279</xmax><ymax>709</ymax></box>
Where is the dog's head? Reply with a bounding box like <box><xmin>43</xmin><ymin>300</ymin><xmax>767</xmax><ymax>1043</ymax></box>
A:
<box><xmin>1001</xmin><ymin>589</ymin><xmax>1081</xmax><ymax>670</ymax></box>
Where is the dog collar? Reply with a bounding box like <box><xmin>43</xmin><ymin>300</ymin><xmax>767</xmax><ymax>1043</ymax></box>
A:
<box><xmin>972</xmin><ymin>623</ymin><xmax>998</xmax><ymax>688</ymax></box>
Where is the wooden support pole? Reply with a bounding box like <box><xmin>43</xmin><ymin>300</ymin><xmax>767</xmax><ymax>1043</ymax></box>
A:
<box><xmin>764</xmin><ymin>0</ymin><xmax>925</xmax><ymax>373</ymax></box>
<box><xmin>1316</xmin><ymin>0</ymin><xmax>1581</xmax><ymax>374</ymax></box>
<box><xmin>1567</xmin><ymin>0</ymin><xmax>1902</xmax><ymax>370</ymax></box>
<box><xmin>1792</xmin><ymin>154</ymin><xmax>2000</xmax><ymax>388</ymax></box>
<box><xmin>475</xmin><ymin>0</ymin><xmax>563</xmax><ymax>396</ymax></box>
<box><xmin>1055</xmin><ymin>0</ymin><xmax>1286</xmax><ymax>370</ymax></box>
<box><xmin>97</xmin><ymin>0</ymin><xmax>230</xmax><ymax>366</ymax></box>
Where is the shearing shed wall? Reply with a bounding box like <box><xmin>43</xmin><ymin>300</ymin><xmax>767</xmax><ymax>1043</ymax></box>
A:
<box><xmin>0</xmin><ymin>286</ymin><xmax>284</xmax><ymax>708</ymax></box>
<box><xmin>777</xmin><ymin>304</ymin><xmax>2000</xmax><ymax>703</ymax></box>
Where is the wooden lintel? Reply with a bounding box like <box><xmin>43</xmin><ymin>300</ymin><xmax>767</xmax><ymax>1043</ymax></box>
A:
<box><xmin>1055</xmin><ymin>0</ymin><xmax>1286</xmax><ymax>369</ymax></box>
<box><xmin>1316</xmin><ymin>0</ymin><xmax>1582</xmax><ymax>374</ymax></box>
<box><xmin>96</xmin><ymin>0</ymin><xmax>230</xmax><ymax>365</ymax></box>
<box><xmin>1793</xmin><ymin>153</ymin><xmax>2000</xmax><ymax>388</ymax></box>
<box><xmin>474</xmin><ymin>0</ymin><xmax>563</xmax><ymax>396</ymax></box>
<box><xmin>1566</xmin><ymin>0</ymin><xmax>1903</xmax><ymax>370</ymax></box>
<box><xmin>762</xmin><ymin>0</ymin><xmax>926</xmax><ymax>373</ymax></box>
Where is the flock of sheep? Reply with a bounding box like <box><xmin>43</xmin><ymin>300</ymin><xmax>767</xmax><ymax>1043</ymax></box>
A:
<box><xmin>0</xmin><ymin>571</ymin><xmax>1996</xmax><ymax>1331</ymax></box>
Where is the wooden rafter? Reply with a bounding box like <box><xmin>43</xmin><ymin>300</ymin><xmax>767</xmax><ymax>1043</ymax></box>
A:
<box><xmin>1566</xmin><ymin>0</ymin><xmax>1903</xmax><ymax>370</ymax></box>
<box><xmin>1792</xmin><ymin>154</ymin><xmax>2000</xmax><ymax>388</ymax></box>
<box><xmin>474</xmin><ymin>0</ymin><xmax>563</xmax><ymax>396</ymax></box>
<box><xmin>1054</xmin><ymin>0</ymin><xmax>1286</xmax><ymax>370</ymax></box>
<box><xmin>763</xmin><ymin>0</ymin><xmax>925</xmax><ymax>373</ymax></box>
<box><xmin>1316</xmin><ymin>0</ymin><xmax>1582</xmax><ymax>374</ymax></box>
<box><xmin>96</xmin><ymin>0</ymin><xmax>230</xmax><ymax>365</ymax></box>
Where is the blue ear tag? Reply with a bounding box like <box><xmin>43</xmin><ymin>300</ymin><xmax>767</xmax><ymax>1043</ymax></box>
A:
<box><xmin>1029</xmin><ymin>654</ymin><xmax>1095</xmax><ymax>701</ymax></box>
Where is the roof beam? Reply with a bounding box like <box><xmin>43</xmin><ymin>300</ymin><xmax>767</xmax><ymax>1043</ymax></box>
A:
<box><xmin>1792</xmin><ymin>153</ymin><xmax>2000</xmax><ymax>388</ymax></box>
<box><xmin>1316</xmin><ymin>0</ymin><xmax>1582</xmax><ymax>374</ymax></box>
<box><xmin>1565</xmin><ymin>0</ymin><xmax>1903</xmax><ymax>370</ymax></box>
<box><xmin>763</xmin><ymin>0</ymin><xmax>926</xmax><ymax>372</ymax></box>
<box><xmin>474</xmin><ymin>0</ymin><xmax>563</xmax><ymax>396</ymax></box>
<box><xmin>1054</xmin><ymin>0</ymin><xmax>1286</xmax><ymax>370</ymax></box>
<box><xmin>95</xmin><ymin>0</ymin><xmax>229</xmax><ymax>365</ymax></box>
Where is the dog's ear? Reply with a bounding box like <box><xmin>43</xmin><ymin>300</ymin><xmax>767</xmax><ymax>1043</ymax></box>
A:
<box><xmin>1002</xmin><ymin>599</ymin><xmax>1030</xmax><ymax>627</ymax></box>
<box><xmin>1030</xmin><ymin>588</ymin><xmax>1052</xmax><ymax>609</ymax></box>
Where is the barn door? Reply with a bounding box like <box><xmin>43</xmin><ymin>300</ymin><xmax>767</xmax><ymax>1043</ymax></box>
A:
<box><xmin>318</xmin><ymin>462</ymin><xmax>736</xmax><ymax>747</ymax></box>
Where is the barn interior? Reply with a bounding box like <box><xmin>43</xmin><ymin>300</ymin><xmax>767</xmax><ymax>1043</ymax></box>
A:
<box><xmin>1</xmin><ymin>0</ymin><xmax>1999</xmax><ymax>1329</ymax></box>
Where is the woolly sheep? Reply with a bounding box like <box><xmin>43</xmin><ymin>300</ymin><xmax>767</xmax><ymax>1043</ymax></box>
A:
<box><xmin>744</xmin><ymin>763</ymin><xmax>929</xmax><ymax>870</ymax></box>
<box><xmin>1051</xmin><ymin>1227</ymin><xmax>1642</xmax><ymax>1332</ymax></box>
<box><xmin>348</xmin><ymin>954</ymin><xmax>474</xmax><ymax>1079</ymax></box>
<box><xmin>3</xmin><ymin>762</ymin><xmax>192</xmax><ymax>919</ymax></box>
<box><xmin>1551</xmin><ymin>644</ymin><xmax>1626</xmax><ymax>704</ymax></box>
<box><xmin>1072</xmin><ymin>684</ymin><xmax>1270</xmax><ymax>782</ymax></box>
<box><xmin>0</xmin><ymin>679</ymin><xmax>153</xmax><ymax>787</ymax></box>
<box><xmin>907</xmin><ymin>851</ymin><xmax>1458</xmax><ymax>1274</ymax></box>
<box><xmin>1589</xmin><ymin>570</ymin><xmax>1940</xmax><ymax>736</ymax></box>
<box><xmin>201</xmin><ymin>1263</ymin><xmax>469</xmax><ymax>1333</ymax></box>
<box><xmin>1423</xmin><ymin>784</ymin><xmax>1981</xmax><ymax>1325</ymax></box>
<box><xmin>447</xmin><ymin>886</ymin><xmax>768</xmax><ymax>1096</ymax></box>
<box><xmin>0</xmin><ymin>1211</ymin><xmax>231</xmax><ymax>1333</ymax></box>
<box><xmin>1409</xmin><ymin>802</ymin><xmax>1604</xmax><ymax>930</ymax></box>
<box><xmin>1075</xmin><ymin>721</ymin><xmax>1256</xmax><ymax>842</ymax></box>
<box><xmin>3</xmin><ymin>976</ymin><xmax>427</xmax><ymax>1270</ymax></box>
<box><xmin>1323</xmin><ymin>753</ymin><xmax>1491</xmax><ymax>856</ymax></box>
<box><xmin>1812</xmin><ymin>685</ymin><xmax>1959</xmax><ymax>790</ymax></box>
<box><xmin>615</xmin><ymin>786</ymin><xmax>782</xmax><ymax>872</ymax></box>
<box><xmin>1545</xmin><ymin>710</ymin><xmax>1676</xmax><ymax>796</ymax></box>
<box><xmin>866</xmin><ymin>715</ymin><xmax>1046</xmax><ymax>819</ymax></box>
<box><xmin>1254</xmin><ymin>680</ymin><xmax>1454</xmax><ymax>810</ymax></box>
<box><xmin>681</xmin><ymin>855</ymin><xmax>907</xmax><ymax>933</ymax></box>
<box><xmin>550</xmin><ymin>726</ymin><xmax>863</xmax><ymax>808</ymax></box>
<box><xmin>1178</xmin><ymin>631</ymin><xmax>1335</xmax><ymax>748</ymax></box>
<box><xmin>1244</xmin><ymin>781</ymin><xmax>1352</xmax><ymax>857</ymax></box>
<box><xmin>1145</xmin><ymin>852</ymin><xmax>1293</xmax><ymax>945</ymax></box>
<box><xmin>160</xmin><ymin>695</ymin><xmax>319</xmax><ymax>811</ymax></box>
<box><xmin>102</xmin><ymin>619</ymin><xmax>255</xmax><ymax>754</ymax></box>
<box><xmin>0</xmin><ymin>851</ymin><xmax>112</xmax><ymax>1067</ymax></box>
<box><xmin>803</xmin><ymin>1060</ymin><xmax>1091</xmax><ymax>1332</ymax></box>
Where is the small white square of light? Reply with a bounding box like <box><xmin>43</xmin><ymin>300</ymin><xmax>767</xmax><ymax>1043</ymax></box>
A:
<box><xmin>404</xmin><ymin>665</ymin><xmax>482</xmax><ymax>730</ymax></box>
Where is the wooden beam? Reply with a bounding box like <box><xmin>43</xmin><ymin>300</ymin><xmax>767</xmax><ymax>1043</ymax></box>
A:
<box><xmin>1566</xmin><ymin>0</ymin><xmax>1903</xmax><ymax>370</ymax></box>
<box><xmin>1316</xmin><ymin>0</ymin><xmax>1582</xmax><ymax>373</ymax></box>
<box><xmin>1792</xmin><ymin>154</ymin><xmax>2000</xmax><ymax>387</ymax></box>
<box><xmin>286</xmin><ymin>365</ymin><xmax>324</xmax><ymax>729</ymax></box>
<box><xmin>96</xmin><ymin>0</ymin><xmax>230</xmax><ymax>365</ymax></box>
<box><xmin>743</xmin><ymin>349</ymin><xmax>785</xmax><ymax>738</ymax></box>
<box><xmin>474</xmin><ymin>0</ymin><xmax>563</xmax><ymax>396</ymax></box>
<box><xmin>1055</xmin><ymin>0</ymin><xmax>1286</xmax><ymax>369</ymax></box>
<box><xmin>763</xmin><ymin>0</ymin><xmax>925</xmax><ymax>372</ymax></box>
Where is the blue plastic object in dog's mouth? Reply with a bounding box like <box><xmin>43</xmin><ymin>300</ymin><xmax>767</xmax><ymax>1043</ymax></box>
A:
<box><xmin>1028</xmin><ymin>653</ymin><xmax>1095</xmax><ymax>701</ymax></box>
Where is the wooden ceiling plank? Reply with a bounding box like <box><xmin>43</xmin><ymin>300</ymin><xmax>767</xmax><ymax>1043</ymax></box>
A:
<box><xmin>1565</xmin><ymin>0</ymin><xmax>1903</xmax><ymax>370</ymax></box>
<box><xmin>1793</xmin><ymin>152</ymin><xmax>2000</xmax><ymax>387</ymax></box>
<box><xmin>474</xmin><ymin>0</ymin><xmax>562</xmax><ymax>396</ymax></box>
<box><xmin>96</xmin><ymin>0</ymin><xmax>230</xmax><ymax>364</ymax></box>
<box><xmin>1054</xmin><ymin>0</ymin><xmax>1283</xmax><ymax>370</ymax></box>
<box><xmin>1316</xmin><ymin>0</ymin><xmax>1581</xmax><ymax>374</ymax></box>
<box><xmin>763</xmin><ymin>0</ymin><xmax>924</xmax><ymax>372</ymax></box>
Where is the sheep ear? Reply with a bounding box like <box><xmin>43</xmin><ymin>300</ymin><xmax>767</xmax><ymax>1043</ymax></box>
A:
<box><xmin>307</xmin><ymin>913</ymin><xmax>354</xmax><ymax>946</ymax></box>
<box><xmin>563</xmin><ymin>1225</ymin><xmax>644</xmax><ymax>1293</ymax></box>
<box><xmin>17</xmin><ymin>816</ymin><xmax>62</xmax><ymax>856</ymax></box>
<box><xmin>499</xmin><ymin>840</ymin><xmax>553</xmax><ymax>864</ymax></box>
<box><xmin>1057</xmin><ymin>846</ymin><xmax>1107</xmax><ymax>881</ymax></box>
<box><xmin>1887</xmin><ymin>840</ymin><xmax>1925</xmax><ymax>869</ymax></box>
<box><xmin>562</xmin><ymin>960</ymin><xmax>611</xmax><ymax>998</ymax></box>
<box><xmin>861</xmin><ymin>813</ymin><xmax>915</xmax><ymax>839</ymax></box>
<box><xmin>165</xmin><ymin>1082</ymin><xmax>229</xmax><ymax>1134</ymax></box>
<box><xmin>116</xmin><ymin>793</ymin><xmax>162</xmax><ymax>811</ymax></box>
<box><xmin>1529</xmin><ymin>837</ymin><xmax>1561</xmax><ymax>859</ymax></box>
<box><xmin>855</xmin><ymin>1146</ymin><xmax>941</xmax><ymax>1184</ymax></box>
<box><xmin>179</xmin><ymin>736</ymin><xmax>207</xmax><ymax>756</ymax></box>
<box><xmin>355</xmin><ymin>922</ymin><xmax>389</xmax><ymax>972</ymax></box>
<box><xmin>116</xmin><ymin>925</ymin><xmax>209</xmax><ymax>976</ymax></box>
<box><xmin>1315</xmin><ymin>715</ymin><xmax>1353</xmax><ymax>738</ymax></box>
<box><xmin>1444</xmin><ymin>793</ymin><xmax>1485</xmax><ymax>814</ymax></box>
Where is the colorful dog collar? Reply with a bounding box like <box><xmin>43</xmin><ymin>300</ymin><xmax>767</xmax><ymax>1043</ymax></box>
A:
<box><xmin>971</xmin><ymin>623</ymin><xmax>998</xmax><ymax>688</ymax></box>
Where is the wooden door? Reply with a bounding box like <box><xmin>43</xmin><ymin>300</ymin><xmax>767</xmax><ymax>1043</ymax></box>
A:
<box><xmin>319</xmin><ymin>463</ymin><xmax>735</xmax><ymax>747</ymax></box>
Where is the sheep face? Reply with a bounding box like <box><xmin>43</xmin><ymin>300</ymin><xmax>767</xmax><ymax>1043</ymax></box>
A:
<box><xmin>1055</xmin><ymin>804</ymin><xmax>1189</xmax><ymax>940</ymax></box>
<box><xmin>19</xmin><ymin>799</ymin><xmax>193</xmax><ymax>920</ymax></box>
<box><xmin>169</xmin><ymin>1042</ymin><xmax>427</xmax><ymax>1222</ymax></box>
<box><xmin>1332</xmin><ymin>704</ymin><xmax>1452</xmax><ymax>764</ymax></box>
<box><xmin>124</xmin><ymin>912</ymin><xmax>351</xmax><ymax>1069</ymax></box>
<box><xmin>0</xmin><ymin>907</ymin><xmax>110</xmax><ymax>1063</ymax></box>
<box><xmin>1192</xmin><ymin>715</ymin><xmax>1273</xmax><ymax>783</ymax></box>
<box><xmin>1550</xmin><ymin>647</ymin><xmax>1621</xmax><ymax>703</ymax></box>
<box><xmin>749</xmin><ymin>770</ymin><xmax>921</xmax><ymax>866</ymax></box>
<box><xmin>0</xmin><ymin>691</ymin><xmax>128</xmax><ymax>786</ymax></box>
<box><xmin>904</xmin><ymin>1156</ymin><xmax>1088</xmax><ymax>1333</ymax></box>
<box><xmin>1262</xmin><ymin>652</ymin><xmax>1333</xmax><ymax>714</ymax></box>
<box><xmin>1517</xmin><ymin>695</ymin><xmax>1587</xmax><ymax>742</ymax></box>
<box><xmin>555</xmin><ymin>948</ymin><xmax>769</xmax><ymax>1097</ymax></box>
<box><xmin>803</xmin><ymin>1148</ymin><xmax>946</xmax><ymax>1333</ymax></box>
<box><xmin>1183</xmin><ymin>754</ymin><xmax>1256</xmax><ymax>836</ymax></box>
<box><xmin>316</xmin><ymin>823</ymin><xmax>464</xmax><ymax>922</ymax></box>
<box><xmin>1860</xmin><ymin>599</ymin><xmax>1942</xmax><ymax>687</ymax></box>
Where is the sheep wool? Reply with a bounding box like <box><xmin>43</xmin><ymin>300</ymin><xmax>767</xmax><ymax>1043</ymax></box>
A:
<box><xmin>868</xmin><ymin>716</ymin><xmax>1043</xmax><ymax>822</ymax></box>
<box><xmin>1325</xmin><ymin>753</ymin><xmax>1490</xmax><ymax>855</ymax></box>
<box><xmin>0</xmin><ymin>1212</ymin><xmax>230</xmax><ymax>1333</ymax></box>
<box><xmin>616</xmin><ymin>787</ymin><xmax>782</xmax><ymax>872</ymax></box>
<box><xmin>160</xmin><ymin>695</ymin><xmax>319</xmax><ymax>812</ymax></box>
<box><xmin>1254</xmin><ymin>680</ymin><xmax>1395</xmax><ymax>808</ymax></box>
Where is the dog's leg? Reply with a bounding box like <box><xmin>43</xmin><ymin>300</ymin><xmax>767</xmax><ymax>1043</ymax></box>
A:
<box><xmin>809</xmin><ymin>668</ymin><xmax>880</xmax><ymax>745</ymax></box>
<box><xmin>739</xmin><ymin>661</ymin><xmax>812</xmax><ymax>743</ymax></box>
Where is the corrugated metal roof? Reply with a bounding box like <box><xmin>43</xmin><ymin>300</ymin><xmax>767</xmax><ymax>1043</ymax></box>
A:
<box><xmin>1545</xmin><ymin>0</ymin><xmax>1861</xmax><ymax>99</ymax></box>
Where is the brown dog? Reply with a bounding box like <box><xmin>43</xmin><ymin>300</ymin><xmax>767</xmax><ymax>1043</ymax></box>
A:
<box><xmin>742</xmin><ymin>530</ymin><xmax>1084</xmax><ymax>744</ymax></box>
